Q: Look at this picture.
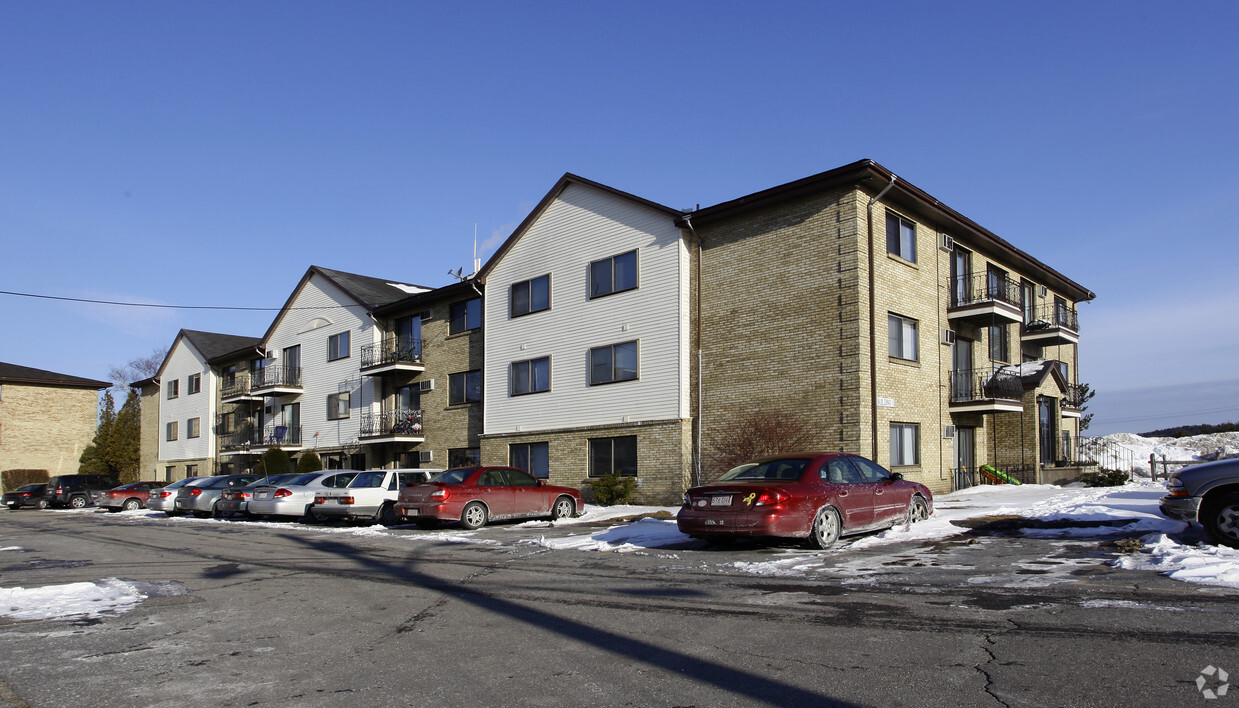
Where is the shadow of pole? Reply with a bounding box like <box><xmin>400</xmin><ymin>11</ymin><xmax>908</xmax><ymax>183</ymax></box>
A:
<box><xmin>280</xmin><ymin>533</ymin><xmax>858</xmax><ymax>706</ymax></box>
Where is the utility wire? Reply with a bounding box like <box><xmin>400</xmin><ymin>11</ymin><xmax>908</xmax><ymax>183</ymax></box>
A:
<box><xmin>0</xmin><ymin>289</ymin><xmax>372</xmax><ymax>311</ymax></box>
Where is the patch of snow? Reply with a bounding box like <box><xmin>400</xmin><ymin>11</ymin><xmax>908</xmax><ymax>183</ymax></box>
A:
<box><xmin>387</xmin><ymin>283</ymin><xmax>431</xmax><ymax>295</ymax></box>
<box><xmin>0</xmin><ymin>546</ymin><xmax>23</xmax><ymax>552</ymax></box>
<box><xmin>0</xmin><ymin>578</ymin><xmax>185</xmax><ymax>622</ymax></box>
<box><xmin>1115</xmin><ymin>534</ymin><xmax>1239</xmax><ymax>590</ymax></box>
<box><xmin>527</xmin><ymin>518</ymin><xmax>688</xmax><ymax>553</ymax></box>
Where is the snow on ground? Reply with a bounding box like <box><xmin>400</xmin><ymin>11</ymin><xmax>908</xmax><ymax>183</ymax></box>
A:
<box><xmin>1089</xmin><ymin>431</ymin><xmax>1239</xmax><ymax>475</ymax></box>
<box><xmin>0</xmin><ymin>578</ymin><xmax>186</xmax><ymax>622</ymax></box>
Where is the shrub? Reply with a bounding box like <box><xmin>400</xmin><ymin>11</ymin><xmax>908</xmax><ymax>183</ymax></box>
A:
<box><xmin>2</xmin><ymin>469</ymin><xmax>50</xmax><ymax>492</ymax></box>
<box><xmin>259</xmin><ymin>447</ymin><xmax>292</xmax><ymax>478</ymax></box>
<box><xmin>1085</xmin><ymin>468</ymin><xmax>1129</xmax><ymax>487</ymax></box>
<box><xmin>588</xmin><ymin>473</ymin><xmax>637</xmax><ymax>506</ymax></box>
<box><xmin>704</xmin><ymin>410</ymin><xmax>816</xmax><ymax>480</ymax></box>
<box><xmin>297</xmin><ymin>450</ymin><xmax>323</xmax><ymax>473</ymax></box>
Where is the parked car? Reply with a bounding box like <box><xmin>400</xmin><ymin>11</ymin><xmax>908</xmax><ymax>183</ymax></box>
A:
<box><xmin>676</xmin><ymin>453</ymin><xmax>933</xmax><ymax>548</ymax></box>
<box><xmin>2</xmin><ymin>483</ymin><xmax>49</xmax><ymax>510</ymax></box>
<box><xmin>395</xmin><ymin>467</ymin><xmax>583</xmax><ymax>530</ymax></box>
<box><xmin>45</xmin><ymin>474</ymin><xmax>120</xmax><ymax>509</ymax></box>
<box><xmin>96</xmin><ymin>481</ymin><xmax>168</xmax><ymax>512</ymax></box>
<box><xmin>147</xmin><ymin>477</ymin><xmax>204</xmax><ymax>516</ymax></box>
<box><xmin>314</xmin><ymin>469</ymin><xmax>443</xmax><ymax>525</ymax></box>
<box><xmin>174</xmin><ymin>474</ymin><xmax>263</xmax><ymax>518</ymax></box>
<box><xmin>1160</xmin><ymin>458</ymin><xmax>1239</xmax><ymax>548</ymax></box>
<box><xmin>216</xmin><ymin>474</ymin><xmax>303</xmax><ymax>519</ymax></box>
<box><xmin>247</xmin><ymin>470</ymin><xmax>360</xmax><ymax>521</ymax></box>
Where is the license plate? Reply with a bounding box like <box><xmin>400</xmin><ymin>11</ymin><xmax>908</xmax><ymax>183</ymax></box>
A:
<box><xmin>709</xmin><ymin>495</ymin><xmax>732</xmax><ymax>506</ymax></box>
<box><xmin>705</xmin><ymin>519</ymin><xmax>725</xmax><ymax>526</ymax></box>
<box><xmin>402</xmin><ymin>508</ymin><xmax>418</xmax><ymax>516</ymax></box>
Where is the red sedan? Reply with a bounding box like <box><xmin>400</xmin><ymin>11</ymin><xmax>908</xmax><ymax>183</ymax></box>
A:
<box><xmin>677</xmin><ymin>453</ymin><xmax>932</xmax><ymax>548</ymax></box>
<box><xmin>97</xmin><ymin>481</ymin><xmax>168</xmax><ymax>512</ymax></box>
<box><xmin>395</xmin><ymin>467</ymin><xmax>583</xmax><ymax>530</ymax></box>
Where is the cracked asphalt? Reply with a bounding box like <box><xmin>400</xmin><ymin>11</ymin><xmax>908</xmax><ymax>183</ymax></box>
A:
<box><xmin>0</xmin><ymin>509</ymin><xmax>1235</xmax><ymax>707</ymax></box>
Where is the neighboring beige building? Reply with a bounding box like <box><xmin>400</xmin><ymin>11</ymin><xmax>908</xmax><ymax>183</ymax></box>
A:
<box><xmin>131</xmin><ymin>375</ymin><xmax>160</xmax><ymax>480</ymax></box>
<box><xmin>0</xmin><ymin>362</ymin><xmax>110</xmax><ymax>487</ymax></box>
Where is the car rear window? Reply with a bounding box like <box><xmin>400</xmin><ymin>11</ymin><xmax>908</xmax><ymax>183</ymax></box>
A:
<box><xmin>431</xmin><ymin>469</ymin><xmax>474</xmax><ymax>485</ymax></box>
<box><xmin>717</xmin><ymin>459</ymin><xmax>811</xmax><ymax>481</ymax></box>
<box><xmin>350</xmin><ymin>472</ymin><xmax>386</xmax><ymax>488</ymax></box>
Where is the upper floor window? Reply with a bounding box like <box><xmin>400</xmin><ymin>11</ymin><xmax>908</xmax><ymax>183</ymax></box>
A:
<box><xmin>327</xmin><ymin>392</ymin><xmax>351</xmax><ymax>420</ymax></box>
<box><xmin>166</xmin><ymin>421</ymin><xmax>178</xmax><ymax>441</ymax></box>
<box><xmin>328</xmin><ymin>331</ymin><xmax>350</xmax><ymax>361</ymax></box>
<box><xmin>449</xmin><ymin>370</ymin><xmax>482</xmax><ymax>405</ymax></box>
<box><xmin>187</xmin><ymin>418</ymin><xmax>201</xmax><ymax>439</ymax></box>
<box><xmin>989</xmin><ymin>323</ymin><xmax>1009</xmax><ymax>363</ymax></box>
<box><xmin>450</xmin><ymin>298</ymin><xmax>482</xmax><ymax>334</ymax></box>
<box><xmin>886</xmin><ymin>211</ymin><xmax>917</xmax><ymax>262</ymax></box>
<box><xmin>167</xmin><ymin>379</ymin><xmax>179</xmax><ymax>400</ymax></box>
<box><xmin>589</xmin><ymin>250</ymin><xmax>638</xmax><ymax>299</ymax></box>
<box><xmin>187</xmin><ymin>373</ymin><xmax>201</xmax><ymax>395</ymax></box>
<box><xmin>887</xmin><ymin>314</ymin><xmax>919</xmax><ymax>361</ymax></box>
<box><xmin>511</xmin><ymin>275</ymin><xmax>550</xmax><ymax>318</ymax></box>
<box><xmin>589</xmin><ymin>341</ymin><xmax>638</xmax><ymax>385</ymax></box>
<box><xmin>511</xmin><ymin>356</ymin><xmax>551</xmax><ymax>396</ymax></box>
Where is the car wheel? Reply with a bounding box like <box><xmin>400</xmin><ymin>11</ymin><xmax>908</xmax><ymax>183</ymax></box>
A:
<box><xmin>35</xmin><ymin>499</ymin><xmax>49</xmax><ymax>510</ymax></box>
<box><xmin>1202</xmin><ymin>492</ymin><xmax>1239</xmax><ymax>549</ymax></box>
<box><xmin>806</xmin><ymin>506</ymin><xmax>842</xmax><ymax>549</ymax></box>
<box><xmin>904</xmin><ymin>495</ymin><xmax>930</xmax><ymax>525</ymax></box>
<box><xmin>123</xmin><ymin>499</ymin><xmax>142</xmax><ymax>512</ymax></box>
<box><xmin>69</xmin><ymin>495</ymin><xmax>88</xmax><ymax>509</ymax></box>
<box><xmin>459</xmin><ymin>502</ymin><xmax>488</xmax><ymax>530</ymax></box>
<box><xmin>377</xmin><ymin>503</ymin><xmax>398</xmax><ymax>527</ymax></box>
<box><xmin>212</xmin><ymin>502</ymin><xmax>229</xmax><ymax>520</ymax></box>
<box><xmin>550</xmin><ymin>496</ymin><xmax>576</xmax><ymax>521</ymax></box>
<box><xmin>414</xmin><ymin>518</ymin><xmax>439</xmax><ymax>530</ymax></box>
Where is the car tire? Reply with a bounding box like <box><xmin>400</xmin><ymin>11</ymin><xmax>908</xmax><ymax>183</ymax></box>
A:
<box><xmin>550</xmin><ymin>496</ymin><xmax>575</xmax><ymax>521</ymax></box>
<box><xmin>1202</xmin><ymin>492</ymin><xmax>1239</xmax><ymax>549</ymax></box>
<box><xmin>123</xmin><ymin>499</ymin><xmax>142</xmax><ymax>512</ymax></box>
<box><xmin>69</xmin><ymin>495</ymin><xmax>88</xmax><ymax>509</ymax></box>
<box><xmin>904</xmin><ymin>495</ymin><xmax>930</xmax><ymax>525</ymax></box>
<box><xmin>212</xmin><ymin>502</ymin><xmax>228</xmax><ymax>520</ymax></box>
<box><xmin>35</xmin><ymin>499</ymin><xmax>49</xmax><ymax>510</ymax></box>
<box><xmin>377</xmin><ymin>503</ymin><xmax>398</xmax><ymax>527</ymax></box>
<box><xmin>806</xmin><ymin>506</ymin><xmax>842</xmax><ymax>549</ymax></box>
<box><xmin>459</xmin><ymin>502</ymin><xmax>488</xmax><ymax>530</ymax></box>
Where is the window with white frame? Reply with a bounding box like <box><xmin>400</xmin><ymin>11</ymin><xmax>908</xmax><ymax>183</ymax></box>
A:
<box><xmin>187</xmin><ymin>418</ymin><xmax>200</xmax><ymax>439</ymax></box>
<box><xmin>510</xmin><ymin>275</ymin><xmax>550</xmax><ymax>317</ymax></box>
<box><xmin>890</xmin><ymin>423</ymin><xmax>919</xmax><ymax>466</ymax></box>
<box><xmin>589</xmin><ymin>341</ymin><xmax>638</xmax><ymax>385</ymax></box>
<box><xmin>327</xmin><ymin>391</ymin><xmax>350</xmax><ymax>420</ymax></box>
<box><xmin>886</xmin><ymin>211</ymin><xmax>917</xmax><ymax>262</ymax></box>
<box><xmin>187</xmin><ymin>373</ymin><xmax>201</xmax><ymax>395</ymax></box>
<box><xmin>511</xmin><ymin>356</ymin><xmax>550</xmax><ymax>395</ymax></box>
<box><xmin>449</xmin><ymin>370</ymin><xmax>482</xmax><ymax>405</ymax></box>
<box><xmin>589</xmin><ymin>250</ymin><xmax>638</xmax><ymax>298</ymax></box>
<box><xmin>887</xmin><ymin>314</ymin><xmax>919</xmax><ymax>361</ymax></box>
<box><xmin>510</xmin><ymin>442</ymin><xmax>550</xmax><ymax>479</ymax></box>
<box><xmin>328</xmin><ymin>331</ymin><xmax>350</xmax><ymax>361</ymax></box>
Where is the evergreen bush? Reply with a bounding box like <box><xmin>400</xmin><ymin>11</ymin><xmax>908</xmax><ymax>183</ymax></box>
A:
<box><xmin>587</xmin><ymin>473</ymin><xmax>637</xmax><ymax>505</ymax></box>
<box><xmin>297</xmin><ymin>450</ymin><xmax>324</xmax><ymax>473</ymax></box>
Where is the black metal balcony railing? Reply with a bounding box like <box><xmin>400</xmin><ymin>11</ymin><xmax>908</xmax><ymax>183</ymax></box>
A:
<box><xmin>951</xmin><ymin>273</ymin><xmax>1021</xmax><ymax>309</ymax></box>
<box><xmin>360</xmin><ymin>408</ymin><xmax>423</xmax><ymax>438</ymax></box>
<box><xmin>219</xmin><ymin>427</ymin><xmax>261</xmax><ymax>451</ymax></box>
<box><xmin>361</xmin><ymin>337</ymin><xmax>423</xmax><ymax>369</ymax></box>
<box><xmin>950</xmin><ymin>367</ymin><xmax>1023</xmax><ymax>402</ymax></box>
<box><xmin>1022</xmin><ymin>303</ymin><xmax>1079</xmax><ymax>333</ymax></box>
<box><xmin>252</xmin><ymin>365</ymin><xmax>302</xmax><ymax>389</ymax></box>
<box><xmin>260</xmin><ymin>424</ymin><xmax>302</xmax><ymax>446</ymax></box>
<box><xmin>1062</xmin><ymin>383</ymin><xmax>1089</xmax><ymax>408</ymax></box>
<box><xmin>221</xmin><ymin>373</ymin><xmax>254</xmax><ymax>399</ymax></box>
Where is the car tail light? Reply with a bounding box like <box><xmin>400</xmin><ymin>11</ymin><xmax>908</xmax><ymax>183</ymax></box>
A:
<box><xmin>274</xmin><ymin>489</ymin><xmax>291</xmax><ymax>498</ymax></box>
<box><xmin>313</xmin><ymin>496</ymin><xmax>326</xmax><ymax>504</ymax></box>
<box><xmin>429</xmin><ymin>488</ymin><xmax>449</xmax><ymax>501</ymax></box>
<box><xmin>753</xmin><ymin>490</ymin><xmax>788</xmax><ymax>506</ymax></box>
<box><xmin>190</xmin><ymin>488</ymin><xmax>203</xmax><ymax>497</ymax></box>
<box><xmin>56</xmin><ymin>487</ymin><xmax>64</xmax><ymax>494</ymax></box>
<box><xmin>339</xmin><ymin>496</ymin><xmax>355</xmax><ymax>505</ymax></box>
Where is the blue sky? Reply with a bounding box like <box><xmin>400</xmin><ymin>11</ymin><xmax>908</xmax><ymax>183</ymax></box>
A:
<box><xmin>3</xmin><ymin>1</ymin><xmax>1236</xmax><ymax>436</ymax></box>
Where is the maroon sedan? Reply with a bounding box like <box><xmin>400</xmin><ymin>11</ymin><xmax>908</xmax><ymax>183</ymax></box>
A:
<box><xmin>396</xmin><ymin>467</ymin><xmax>583</xmax><ymax>530</ymax></box>
<box><xmin>677</xmin><ymin>453</ymin><xmax>932</xmax><ymax>548</ymax></box>
<box><xmin>97</xmin><ymin>481</ymin><xmax>168</xmax><ymax>512</ymax></box>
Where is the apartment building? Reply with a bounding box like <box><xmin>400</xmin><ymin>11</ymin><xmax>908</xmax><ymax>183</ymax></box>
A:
<box><xmin>0</xmin><ymin>362</ymin><xmax>110</xmax><ymax>483</ymax></box>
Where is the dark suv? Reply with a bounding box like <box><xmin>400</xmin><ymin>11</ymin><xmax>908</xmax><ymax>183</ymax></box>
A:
<box><xmin>45</xmin><ymin>474</ymin><xmax>120</xmax><ymax>509</ymax></box>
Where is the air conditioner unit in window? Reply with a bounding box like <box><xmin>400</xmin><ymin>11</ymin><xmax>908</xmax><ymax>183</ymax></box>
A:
<box><xmin>942</xmin><ymin>329</ymin><xmax>957</xmax><ymax>345</ymax></box>
<box><xmin>419</xmin><ymin>379</ymin><xmax>435</xmax><ymax>392</ymax></box>
<box><xmin>939</xmin><ymin>233</ymin><xmax>955</xmax><ymax>251</ymax></box>
<box><xmin>943</xmin><ymin>425</ymin><xmax>957</xmax><ymax>439</ymax></box>
<box><xmin>418</xmin><ymin>450</ymin><xmax>434</xmax><ymax>463</ymax></box>
<box><xmin>1038</xmin><ymin>285</ymin><xmax>1048</xmax><ymax>298</ymax></box>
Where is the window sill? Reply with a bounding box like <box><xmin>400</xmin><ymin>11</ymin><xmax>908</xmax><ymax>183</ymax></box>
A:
<box><xmin>886</xmin><ymin>253</ymin><xmax>918</xmax><ymax>268</ymax></box>
<box><xmin>887</xmin><ymin>356</ymin><xmax>920</xmax><ymax>368</ymax></box>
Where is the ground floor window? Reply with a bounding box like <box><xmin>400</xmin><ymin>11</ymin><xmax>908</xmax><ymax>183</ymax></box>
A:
<box><xmin>589</xmin><ymin>436</ymin><xmax>637</xmax><ymax>477</ymax></box>
<box><xmin>890</xmin><ymin>423</ymin><xmax>920</xmax><ymax>466</ymax></box>
<box><xmin>510</xmin><ymin>442</ymin><xmax>549</xmax><ymax>478</ymax></box>
<box><xmin>449</xmin><ymin>447</ymin><xmax>481</xmax><ymax>468</ymax></box>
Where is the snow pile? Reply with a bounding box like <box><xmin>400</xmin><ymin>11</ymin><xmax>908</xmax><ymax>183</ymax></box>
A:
<box><xmin>530</xmin><ymin>517</ymin><xmax>685</xmax><ymax>553</ymax></box>
<box><xmin>1089</xmin><ymin>431</ymin><xmax>1239</xmax><ymax>474</ymax></box>
<box><xmin>1116</xmin><ymin>534</ymin><xmax>1239</xmax><ymax>590</ymax></box>
<box><xmin>0</xmin><ymin>578</ymin><xmax>186</xmax><ymax>621</ymax></box>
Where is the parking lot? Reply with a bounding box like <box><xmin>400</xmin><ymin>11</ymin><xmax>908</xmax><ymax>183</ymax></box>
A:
<box><xmin>0</xmin><ymin>504</ymin><xmax>1236</xmax><ymax>707</ymax></box>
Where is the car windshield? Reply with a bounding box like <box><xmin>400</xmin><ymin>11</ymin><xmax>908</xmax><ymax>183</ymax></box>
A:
<box><xmin>431</xmin><ymin>468</ymin><xmax>475</xmax><ymax>485</ymax></box>
<box><xmin>717</xmin><ymin>459</ymin><xmax>811</xmax><ymax>481</ymax></box>
<box><xmin>285</xmin><ymin>473</ymin><xmax>323</xmax><ymax>486</ymax></box>
<box><xmin>349</xmin><ymin>472</ymin><xmax>386</xmax><ymax>488</ymax></box>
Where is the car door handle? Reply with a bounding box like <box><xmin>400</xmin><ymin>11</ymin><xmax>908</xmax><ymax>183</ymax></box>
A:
<box><xmin>837</xmin><ymin>491</ymin><xmax>848</xmax><ymax>497</ymax></box>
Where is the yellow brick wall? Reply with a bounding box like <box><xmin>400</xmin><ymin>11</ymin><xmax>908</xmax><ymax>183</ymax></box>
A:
<box><xmin>0</xmin><ymin>383</ymin><xmax>99</xmax><ymax>486</ymax></box>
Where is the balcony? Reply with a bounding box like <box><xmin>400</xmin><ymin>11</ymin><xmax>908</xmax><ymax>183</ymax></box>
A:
<box><xmin>249</xmin><ymin>365</ymin><xmax>302</xmax><ymax>396</ymax></box>
<box><xmin>1021</xmin><ymin>303</ymin><xmax>1080</xmax><ymax>346</ymax></box>
<box><xmin>359</xmin><ymin>408</ymin><xmax>425</xmax><ymax>444</ymax></box>
<box><xmin>360</xmin><ymin>337</ymin><xmax>425</xmax><ymax>376</ymax></box>
<box><xmin>219</xmin><ymin>427</ymin><xmax>262</xmax><ymax>455</ymax></box>
<box><xmin>949</xmin><ymin>367</ymin><xmax>1024</xmax><ymax>413</ymax></box>
<box><xmin>1061</xmin><ymin>383</ymin><xmax>1087</xmax><ymax>418</ymax></box>
<box><xmin>948</xmin><ymin>273</ymin><xmax>1023</xmax><ymax>325</ymax></box>
<box><xmin>254</xmin><ymin>424</ymin><xmax>303</xmax><ymax>450</ymax></box>
<box><xmin>220</xmin><ymin>373</ymin><xmax>263</xmax><ymax>403</ymax></box>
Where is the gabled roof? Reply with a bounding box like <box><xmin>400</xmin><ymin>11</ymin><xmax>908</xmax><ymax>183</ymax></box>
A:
<box><xmin>477</xmin><ymin>173</ymin><xmax>684</xmax><ymax>281</ymax></box>
<box><xmin>152</xmin><ymin>329</ymin><xmax>263</xmax><ymax>383</ymax></box>
<box><xmin>0</xmin><ymin>362</ymin><xmax>110</xmax><ymax>389</ymax></box>
<box><xmin>372</xmin><ymin>280</ymin><xmax>477</xmax><ymax>318</ymax></box>
<box><xmin>998</xmin><ymin>360</ymin><xmax>1069</xmax><ymax>393</ymax></box>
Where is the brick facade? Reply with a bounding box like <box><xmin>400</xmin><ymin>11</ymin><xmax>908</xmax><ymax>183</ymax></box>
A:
<box><xmin>0</xmin><ymin>380</ymin><xmax>104</xmax><ymax>488</ymax></box>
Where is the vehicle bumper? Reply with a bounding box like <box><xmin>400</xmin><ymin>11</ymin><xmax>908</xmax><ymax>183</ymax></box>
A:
<box><xmin>216</xmin><ymin>501</ymin><xmax>249</xmax><ymax>514</ymax></box>
<box><xmin>1159</xmin><ymin>496</ymin><xmax>1201</xmax><ymax>523</ymax></box>
<box><xmin>248</xmin><ymin>500</ymin><xmax>307</xmax><ymax>517</ymax></box>
<box><xmin>313</xmin><ymin>504</ymin><xmax>380</xmax><ymax>520</ymax></box>
<box><xmin>676</xmin><ymin>506</ymin><xmax>804</xmax><ymax>538</ymax></box>
<box><xmin>395</xmin><ymin>502</ymin><xmax>456</xmax><ymax>521</ymax></box>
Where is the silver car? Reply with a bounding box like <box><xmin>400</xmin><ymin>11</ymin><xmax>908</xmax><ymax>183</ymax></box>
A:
<box><xmin>248</xmin><ymin>470</ymin><xmax>361</xmax><ymax>521</ymax></box>
<box><xmin>147</xmin><ymin>477</ymin><xmax>204</xmax><ymax>516</ymax></box>
<box><xmin>174</xmin><ymin>474</ymin><xmax>262</xmax><ymax>518</ymax></box>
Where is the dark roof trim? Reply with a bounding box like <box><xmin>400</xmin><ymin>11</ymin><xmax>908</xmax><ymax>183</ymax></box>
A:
<box><xmin>477</xmin><ymin>173</ymin><xmax>684</xmax><ymax>281</ymax></box>
<box><xmin>372</xmin><ymin>280</ymin><xmax>478</xmax><ymax>318</ymax></box>
<box><xmin>0</xmin><ymin>362</ymin><xmax>111</xmax><ymax>389</ymax></box>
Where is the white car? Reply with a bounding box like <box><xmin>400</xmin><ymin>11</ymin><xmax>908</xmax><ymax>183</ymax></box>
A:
<box><xmin>147</xmin><ymin>477</ymin><xmax>204</xmax><ymax>516</ymax></box>
<box><xmin>313</xmin><ymin>469</ymin><xmax>442</xmax><ymax>525</ymax></box>
<box><xmin>247</xmin><ymin>470</ymin><xmax>361</xmax><ymax>521</ymax></box>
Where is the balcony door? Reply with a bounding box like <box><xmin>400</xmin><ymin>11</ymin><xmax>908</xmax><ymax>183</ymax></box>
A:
<box><xmin>951</xmin><ymin>337</ymin><xmax>973</xmax><ymax>399</ymax></box>
<box><xmin>394</xmin><ymin>384</ymin><xmax>419</xmax><ymax>412</ymax></box>
<box><xmin>950</xmin><ymin>246</ymin><xmax>971</xmax><ymax>306</ymax></box>
<box><xmin>395</xmin><ymin>315</ymin><xmax>422</xmax><ymax>357</ymax></box>
<box><xmin>954</xmin><ymin>426</ymin><xmax>975</xmax><ymax>486</ymax></box>
<box><xmin>1038</xmin><ymin>396</ymin><xmax>1055</xmax><ymax>464</ymax></box>
<box><xmin>280</xmin><ymin>402</ymin><xmax>300</xmax><ymax>444</ymax></box>
<box><xmin>1021</xmin><ymin>280</ymin><xmax>1036</xmax><ymax>324</ymax></box>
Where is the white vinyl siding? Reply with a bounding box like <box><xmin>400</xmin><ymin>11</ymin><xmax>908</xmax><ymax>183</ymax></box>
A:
<box><xmin>483</xmin><ymin>182</ymin><xmax>689</xmax><ymax>434</ymax></box>
<box><xmin>158</xmin><ymin>339</ymin><xmax>216</xmax><ymax>463</ymax></box>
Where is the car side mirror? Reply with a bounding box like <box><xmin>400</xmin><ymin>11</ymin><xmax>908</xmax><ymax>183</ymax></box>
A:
<box><xmin>890</xmin><ymin>472</ymin><xmax>904</xmax><ymax>481</ymax></box>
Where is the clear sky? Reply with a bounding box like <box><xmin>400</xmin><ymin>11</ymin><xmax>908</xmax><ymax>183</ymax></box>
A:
<box><xmin>3</xmin><ymin>1</ymin><xmax>1236</xmax><ymax>436</ymax></box>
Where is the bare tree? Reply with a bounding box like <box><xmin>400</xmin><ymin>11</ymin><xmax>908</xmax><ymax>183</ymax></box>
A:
<box><xmin>703</xmin><ymin>410</ymin><xmax>818</xmax><ymax>481</ymax></box>
<box><xmin>108</xmin><ymin>346</ymin><xmax>168</xmax><ymax>391</ymax></box>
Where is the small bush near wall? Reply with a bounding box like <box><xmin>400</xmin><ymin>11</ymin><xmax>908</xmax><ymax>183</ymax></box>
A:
<box><xmin>256</xmin><ymin>448</ymin><xmax>293</xmax><ymax>478</ymax></box>
<box><xmin>297</xmin><ymin>451</ymin><xmax>324</xmax><ymax>473</ymax></box>
<box><xmin>587</xmin><ymin>473</ymin><xmax>638</xmax><ymax>505</ymax></box>
<box><xmin>2</xmin><ymin>469</ymin><xmax>50</xmax><ymax>491</ymax></box>
<box><xmin>1085</xmin><ymin>468</ymin><xmax>1130</xmax><ymax>487</ymax></box>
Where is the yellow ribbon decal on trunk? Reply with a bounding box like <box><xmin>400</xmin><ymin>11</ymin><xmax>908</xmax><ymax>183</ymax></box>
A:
<box><xmin>743</xmin><ymin>493</ymin><xmax>756</xmax><ymax>505</ymax></box>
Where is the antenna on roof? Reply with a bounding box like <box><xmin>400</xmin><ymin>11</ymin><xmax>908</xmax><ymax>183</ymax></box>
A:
<box><xmin>472</xmin><ymin>223</ymin><xmax>481</xmax><ymax>276</ymax></box>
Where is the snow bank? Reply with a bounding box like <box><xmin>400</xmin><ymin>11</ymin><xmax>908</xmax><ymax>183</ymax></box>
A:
<box><xmin>1086</xmin><ymin>431</ymin><xmax>1239</xmax><ymax>474</ymax></box>
<box><xmin>0</xmin><ymin>578</ymin><xmax>186</xmax><ymax>621</ymax></box>
<box><xmin>1116</xmin><ymin>534</ymin><xmax>1239</xmax><ymax>590</ymax></box>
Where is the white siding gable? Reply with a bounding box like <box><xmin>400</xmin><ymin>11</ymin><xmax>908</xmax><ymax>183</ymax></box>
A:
<box><xmin>159</xmin><ymin>338</ymin><xmax>214</xmax><ymax>462</ymax></box>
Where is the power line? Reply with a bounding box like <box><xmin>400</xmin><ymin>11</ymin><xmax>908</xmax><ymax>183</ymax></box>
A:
<box><xmin>1098</xmin><ymin>404</ymin><xmax>1239</xmax><ymax>424</ymax></box>
<box><xmin>0</xmin><ymin>289</ymin><xmax>370</xmax><ymax>311</ymax></box>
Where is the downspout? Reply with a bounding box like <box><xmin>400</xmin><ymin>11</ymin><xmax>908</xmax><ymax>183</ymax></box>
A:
<box><xmin>683</xmin><ymin>213</ymin><xmax>703</xmax><ymax>488</ymax></box>
<box><xmin>866</xmin><ymin>174</ymin><xmax>897</xmax><ymax>461</ymax></box>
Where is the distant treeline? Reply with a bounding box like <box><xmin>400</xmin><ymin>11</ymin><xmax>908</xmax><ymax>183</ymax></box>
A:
<box><xmin>1141</xmin><ymin>422</ymin><xmax>1239</xmax><ymax>438</ymax></box>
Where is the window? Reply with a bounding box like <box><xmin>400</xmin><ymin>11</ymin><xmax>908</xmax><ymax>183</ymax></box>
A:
<box><xmin>449</xmin><ymin>370</ymin><xmax>482</xmax><ymax>405</ymax></box>
<box><xmin>450</xmin><ymin>298</ymin><xmax>481</xmax><ymax>334</ymax></box>
<box><xmin>328</xmin><ymin>331</ymin><xmax>350</xmax><ymax>361</ymax></box>
<box><xmin>887</xmin><ymin>314</ymin><xmax>919</xmax><ymax>361</ymax></box>
<box><xmin>886</xmin><ymin>211</ymin><xmax>916</xmax><ymax>262</ymax></box>
<box><xmin>166</xmin><ymin>421</ymin><xmax>178</xmax><ymax>441</ymax></box>
<box><xmin>890</xmin><ymin>423</ymin><xmax>920</xmax><ymax>466</ymax></box>
<box><xmin>510</xmin><ymin>442</ymin><xmax>550</xmax><ymax>479</ymax></box>
<box><xmin>589</xmin><ymin>250</ymin><xmax>638</xmax><ymax>298</ymax></box>
<box><xmin>186</xmin><ymin>464</ymin><xmax>198</xmax><ymax>475</ymax></box>
<box><xmin>328</xmin><ymin>392</ymin><xmax>350</xmax><ymax>420</ymax></box>
<box><xmin>283</xmin><ymin>345</ymin><xmax>301</xmax><ymax>370</ymax></box>
<box><xmin>589</xmin><ymin>436</ymin><xmax>638</xmax><ymax>477</ymax></box>
<box><xmin>986</xmin><ymin>264</ymin><xmax>1009</xmax><ymax>300</ymax></box>
<box><xmin>187</xmin><ymin>418</ymin><xmax>200</xmax><ymax>439</ymax></box>
<box><xmin>589</xmin><ymin>341</ymin><xmax>638</xmax><ymax>385</ymax></box>
<box><xmin>448</xmin><ymin>447</ymin><xmax>481</xmax><ymax>468</ymax></box>
<box><xmin>510</xmin><ymin>275</ymin><xmax>550</xmax><ymax>317</ymax></box>
<box><xmin>989</xmin><ymin>323</ymin><xmax>1009</xmax><ymax>362</ymax></box>
<box><xmin>187</xmin><ymin>373</ymin><xmax>201</xmax><ymax>395</ymax></box>
<box><xmin>1058</xmin><ymin>360</ymin><xmax>1069</xmax><ymax>381</ymax></box>
<box><xmin>165</xmin><ymin>466</ymin><xmax>175</xmax><ymax>479</ymax></box>
<box><xmin>167</xmin><ymin>379</ymin><xmax>179</xmax><ymax>399</ymax></box>
<box><xmin>511</xmin><ymin>357</ymin><xmax>551</xmax><ymax>395</ymax></box>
